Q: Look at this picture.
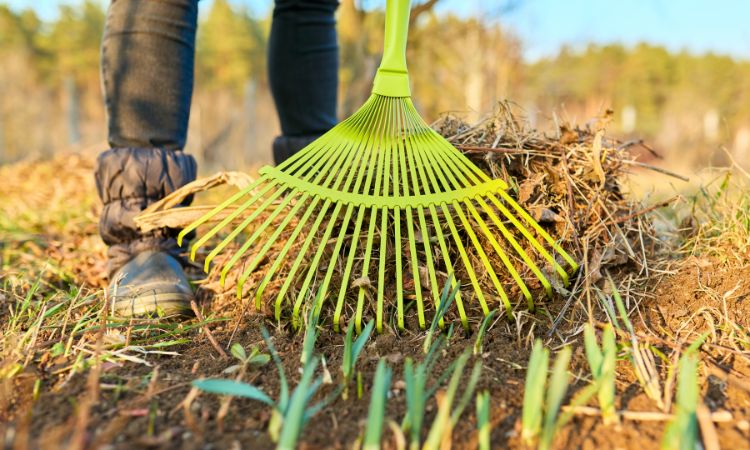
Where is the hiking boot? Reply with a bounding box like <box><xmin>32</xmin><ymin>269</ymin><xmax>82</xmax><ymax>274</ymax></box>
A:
<box><xmin>109</xmin><ymin>251</ymin><xmax>194</xmax><ymax>318</ymax></box>
<box><xmin>272</xmin><ymin>134</ymin><xmax>322</xmax><ymax>165</ymax></box>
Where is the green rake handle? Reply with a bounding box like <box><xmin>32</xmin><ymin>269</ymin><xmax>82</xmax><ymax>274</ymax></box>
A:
<box><xmin>372</xmin><ymin>0</ymin><xmax>412</xmax><ymax>97</ymax></box>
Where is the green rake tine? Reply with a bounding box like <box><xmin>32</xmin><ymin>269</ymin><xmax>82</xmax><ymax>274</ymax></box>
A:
<box><xmin>201</xmin><ymin>185</ymin><xmax>288</xmax><ymax>270</ymax></box>
<box><xmin>301</xmin><ymin>94</ymin><xmax>387</xmax><ymax>326</ymax></box>
<box><xmin>218</xmin><ymin>188</ymin><xmax>300</xmax><ymax>282</ymax></box>
<box><xmin>276</xmin><ymin>102</ymin><xmax>381</xmax><ymax>326</ymax></box>
<box><xmin>295</xmin><ymin>120</ymin><xmax>374</xmax><ymax>323</ymax></box>
<box><xmin>420</xmin><ymin>121</ymin><xmax>578</xmax><ymax>276</ymax></box>
<box><xmin>177</xmin><ymin>175</ymin><xmax>267</xmax><ymax>247</ymax></box>
<box><xmin>392</xmin><ymin>98</ymin><xmax>425</xmax><ymax>328</ymax></box>
<box><xmin>292</xmin><ymin>200</ymin><xmax>345</xmax><ymax>322</ymax></box>
<box><xmin>454</xmin><ymin>200</ymin><xmax>513</xmax><ymax>315</ymax></box>
<box><xmin>333</xmin><ymin>98</ymin><xmax>389</xmax><ymax>331</ymax></box>
<box><xmin>255</xmin><ymin>196</ymin><xmax>320</xmax><ymax>313</ymax></box>
<box><xmin>226</xmin><ymin>124</ymin><xmax>362</xmax><ymax>288</ymax></box>
<box><xmin>180</xmin><ymin>126</ymin><xmax>340</xmax><ymax>249</ymax></box>
<box><xmin>274</xmin><ymin>200</ymin><xmax>331</xmax><ymax>323</ymax></box>
<box><xmin>332</xmin><ymin>205</ymin><xmax>366</xmax><ymax>331</ymax></box>
<box><xmin>488</xmin><ymin>192</ymin><xmax>571</xmax><ymax>284</ymax></box>
<box><xmin>495</xmin><ymin>189</ymin><xmax>578</xmax><ymax>271</ymax></box>
<box><xmin>324</xmin><ymin>98</ymin><xmax>390</xmax><ymax>331</ymax></box>
<box><xmin>415</xmin><ymin>126</ymin><xmax>535</xmax><ymax>310</ymax></box>
<box><xmin>390</xmin><ymin>100</ymin><xmax>406</xmax><ymax>330</ymax></box>
<box><xmin>420</xmin><ymin>127</ymin><xmax>572</xmax><ymax>287</ymax></box>
<box><xmin>357</xmin><ymin>97</ymin><xmax>391</xmax><ymax>332</ymax></box>
<box><xmin>356</xmin><ymin>206</ymin><xmax>379</xmax><ymax>331</ymax></box>
<box><xmin>245</xmin><ymin>95</ymin><xmax>381</xmax><ymax>303</ymax></box>
<box><xmin>377</xmin><ymin>97</ymin><xmax>397</xmax><ymax>331</ymax></box>
<box><xmin>400</xmin><ymin>102</ymin><xmax>464</xmax><ymax>317</ymax></box>
<box><xmin>406</xmin><ymin>114</ymin><xmax>481</xmax><ymax>326</ymax></box>
<box><xmin>405</xmin><ymin>139</ymin><xmax>466</xmax><ymax>325</ymax></box>
<box><xmin>400</xmin><ymin>104</ymin><xmax>442</xmax><ymax>327</ymax></box>
<box><xmin>227</xmin><ymin>191</ymin><xmax>306</xmax><ymax>287</ymax></box>
<box><xmin>412</xmin><ymin>122</ymin><xmax>512</xmax><ymax>315</ymax></box>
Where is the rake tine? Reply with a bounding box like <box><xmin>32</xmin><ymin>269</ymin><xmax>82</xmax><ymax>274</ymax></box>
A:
<box><xmin>402</xmin><ymin>107</ymin><xmax>465</xmax><ymax>326</ymax></box>
<box><xmin>311</xmin><ymin>95</ymin><xmax>388</xmax><ymax>329</ymax></box>
<box><xmin>332</xmin><ymin>100</ymin><xmax>389</xmax><ymax>332</ymax></box>
<box><xmin>177</xmin><ymin>175</ymin><xmax>267</xmax><ymax>248</ymax></box>
<box><xmin>332</xmin><ymin>205</ymin><xmax>366</xmax><ymax>332</ymax></box>
<box><xmin>400</xmin><ymin>103</ymin><xmax>441</xmax><ymax>327</ymax></box>
<box><xmin>295</xmin><ymin>132</ymin><xmax>373</xmax><ymax>322</ymax></box>
<box><xmin>416</xmin><ymin>129</ymin><xmax>536</xmax><ymax>310</ymax></box>
<box><xmin>277</xmin><ymin>101</ymin><xmax>383</xmax><ymax>326</ymax></box>
<box><xmin>393</xmin><ymin>99</ymin><xmax>426</xmax><ymax>329</ymax></box>
<box><xmin>356</xmin><ymin>206</ymin><xmax>379</xmax><ymax>332</ymax></box>
<box><xmin>201</xmin><ymin>185</ymin><xmax>290</xmax><ymax>271</ymax></box>
<box><xmin>228</xmin><ymin>128</ymin><xmax>363</xmax><ymax>291</ymax></box>
<box><xmin>229</xmin><ymin>191</ymin><xmax>306</xmax><ymax>288</ymax></box>
<box><xmin>419</xmin><ymin>129</ymin><xmax>574</xmax><ymax>286</ymax></box>
<box><xmin>413</xmin><ymin>124</ymin><xmax>513</xmax><ymax>315</ymax></box>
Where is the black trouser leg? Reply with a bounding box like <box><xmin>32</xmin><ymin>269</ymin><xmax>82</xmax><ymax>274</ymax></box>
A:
<box><xmin>101</xmin><ymin>0</ymin><xmax>198</xmax><ymax>149</ymax></box>
<box><xmin>268</xmin><ymin>0</ymin><xmax>340</xmax><ymax>164</ymax></box>
<box><xmin>97</xmin><ymin>0</ymin><xmax>199</xmax><ymax>275</ymax></box>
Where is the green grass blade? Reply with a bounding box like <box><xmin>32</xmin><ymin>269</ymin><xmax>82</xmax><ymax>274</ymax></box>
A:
<box><xmin>583</xmin><ymin>323</ymin><xmax>603</xmax><ymax>377</ymax></box>
<box><xmin>476</xmin><ymin>391</ymin><xmax>490</xmax><ymax>450</ymax></box>
<box><xmin>262</xmin><ymin>327</ymin><xmax>289</xmax><ymax>410</ymax></box>
<box><xmin>599</xmin><ymin>324</ymin><xmax>618</xmax><ymax>425</ymax></box>
<box><xmin>423</xmin><ymin>351</ymin><xmax>470</xmax><ymax>450</ymax></box>
<box><xmin>521</xmin><ymin>340</ymin><xmax>549</xmax><ymax>444</ymax></box>
<box><xmin>473</xmin><ymin>310</ymin><xmax>496</xmax><ymax>355</ymax></box>
<box><xmin>192</xmin><ymin>379</ymin><xmax>275</xmax><ymax>406</ymax></box>
<box><xmin>277</xmin><ymin>356</ymin><xmax>319</xmax><ymax>450</ymax></box>
<box><xmin>423</xmin><ymin>277</ymin><xmax>459</xmax><ymax>354</ymax></box>
<box><xmin>301</xmin><ymin>302</ymin><xmax>321</xmax><ymax>365</ymax></box>
<box><xmin>540</xmin><ymin>346</ymin><xmax>572</xmax><ymax>450</ymax></box>
<box><xmin>661</xmin><ymin>355</ymin><xmax>699</xmax><ymax>450</ymax></box>
<box><xmin>363</xmin><ymin>359</ymin><xmax>392</xmax><ymax>450</ymax></box>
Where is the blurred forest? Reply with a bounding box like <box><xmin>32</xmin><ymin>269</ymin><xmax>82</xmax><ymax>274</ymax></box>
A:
<box><xmin>1</xmin><ymin>0</ymin><xmax>748</xmax><ymax>170</ymax></box>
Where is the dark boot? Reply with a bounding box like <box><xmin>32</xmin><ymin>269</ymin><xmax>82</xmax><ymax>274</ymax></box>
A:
<box><xmin>272</xmin><ymin>135</ymin><xmax>322</xmax><ymax>165</ymax></box>
<box><xmin>95</xmin><ymin>147</ymin><xmax>197</xmax><ymax>318</ymax></box>
<box><xmin>110</xmin><ymin>251</ymin><xmax>194</xmax><ymax>317</ymax></box>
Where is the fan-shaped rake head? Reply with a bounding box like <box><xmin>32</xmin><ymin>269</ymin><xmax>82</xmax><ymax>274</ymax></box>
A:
<box><xmin>178</xmin><ymin>0</ymin><xmax>578</xmax><ymax>332</ymax></box>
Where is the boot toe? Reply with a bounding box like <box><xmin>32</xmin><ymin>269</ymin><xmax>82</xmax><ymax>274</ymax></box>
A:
<box><xmin>109</xmin><ymin>251</ymin><xmax>195</xmax><ymax>318</ymax></box>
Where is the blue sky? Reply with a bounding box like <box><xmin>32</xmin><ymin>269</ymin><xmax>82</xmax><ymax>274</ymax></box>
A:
<box><xmin>6</xmin><ymin>0</ymin><xmax>750</xmax><ymax>61</ymax></box>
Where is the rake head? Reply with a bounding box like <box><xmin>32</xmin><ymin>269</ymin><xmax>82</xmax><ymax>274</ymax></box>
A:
<box><xmin>178</xmin><ymin>0</ymin><xmax>578</xmax><ymax>332</ymax></box>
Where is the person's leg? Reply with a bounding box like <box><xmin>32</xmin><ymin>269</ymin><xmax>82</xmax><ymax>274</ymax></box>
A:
<box><xmin>96</xmin><ymin>0</ymin><xmax>199</xmax><ymax>316</ymax></box>
<box><xmin>268</xmin><ymin>0</ymin><xmax>339</xmax><ymax>164</ymax></box>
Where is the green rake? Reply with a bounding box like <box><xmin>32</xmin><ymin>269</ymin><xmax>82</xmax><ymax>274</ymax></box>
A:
<box><xmin>179</xmin><ymin>0</ymin><xmax>578</xmax><ymax>332</ymax></box>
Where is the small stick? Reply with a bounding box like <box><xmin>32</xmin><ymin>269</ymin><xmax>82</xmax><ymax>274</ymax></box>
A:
<box><xmin>190</xmin><ymin>299</ymin><xmax>228</xmax><ymax>358</ymax></box>
<box><xmin>616</xmin><ymin>139</ymin><xmax>663</xmax><ymax>159</ymax></box>
<box><xmin>697</xmin><ymin>404</ymin><xmax>721</xmax><ymax>450</ymax></box>
<box><xmin>621</xmin><ymin>159</ymin><xmax>689</xmax><ymax>182</ymax></box>
<box><xmin>562</xmin><ymin>405</ymin><xmax>733</xmax><ymax>423</ymax></box>
<box><xmin>457</xmin><ymin>145</ymin><xmax>535</xmax><ymax>154</ymax></box>
<box><xmin>602</xmin><ymin>196</ymin><xmax>679</xmax><ymax>227</ymax></box>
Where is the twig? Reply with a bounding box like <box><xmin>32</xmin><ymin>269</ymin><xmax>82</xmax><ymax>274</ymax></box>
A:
<box><xmin>457</xmin><ymin>145</ymin><xmax>530</xmax><ymax>154</ymax></box>
<box><xmin>616</xmin><ymin>139</ymin><xmax>663</xmax><ymax>159</ymax></box>
<box><xmin>697</xmin><ymin>404</ymin><xmax>721</xmax><ymax>450</ymax></box>
<box><xmin>621</xmin><ymin>159</ymin><xmax>689</xmax><ymax>182</ymax></box>
<box><xmin>562</xmin><ymin>405</ymin><xmax>733</xmax><ymax>423</ymax></box>
<box><xmin>190</xmin><ymin>299</ymin><xmax>228</xmax><ymax>359</ymax></box>
<box><xmin>602</xmin><ymin>196</ymin><xmax>680</xmax><ymax>227</ymax></box>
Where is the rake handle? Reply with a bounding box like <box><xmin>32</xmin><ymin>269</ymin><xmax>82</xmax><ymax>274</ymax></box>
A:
<box><xmin>372</xmin><ymin>0</ymin><xmax>412</xmax><ymax>97</ymax></box>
